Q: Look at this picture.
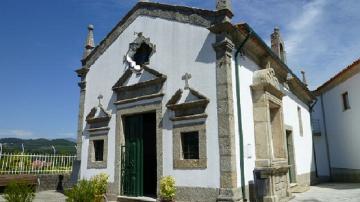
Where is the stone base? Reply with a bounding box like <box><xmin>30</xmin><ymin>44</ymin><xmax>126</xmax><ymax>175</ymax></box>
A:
<box><xmin>217</xmin><ymin>188</ymin><xmax>243</xmax><ymax>202</ymax></box>
<box><xmin>176</xmin><ymin>186</ymin><xmax>220</xmax><ymax>202</ymax></box>
<box><xmin>332</xmin><ymin>167</ymin><xmax>360</xmax><ymax>182</ymax></box>
<box><xmin>254</xmin><ymin>166</ymin><xmax>290</xmax><ymax>202</ymax></box>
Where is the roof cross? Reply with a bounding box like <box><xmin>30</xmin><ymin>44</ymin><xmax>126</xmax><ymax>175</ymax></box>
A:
<box><xmin>182</xmin><ymin>73</ymin><xmax>192</xmax><ymax>90</ymax></box>
<box><xmin>97</xmin><ymin>94</ymin><xmax>103</xmax><ymax>107</ymax></box>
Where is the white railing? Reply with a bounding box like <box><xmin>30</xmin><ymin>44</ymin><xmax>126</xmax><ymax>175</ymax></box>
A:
<box><xmin>0</xmin><ymin>153</ymin><xmax>76</xmax><ymax>175</ymax></box>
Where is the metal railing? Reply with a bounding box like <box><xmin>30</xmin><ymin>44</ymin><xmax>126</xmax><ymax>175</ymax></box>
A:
<box><xmin>0</xmin><ymin>153</ymin><xmax>76</xmax><ymax>175</ymax></box>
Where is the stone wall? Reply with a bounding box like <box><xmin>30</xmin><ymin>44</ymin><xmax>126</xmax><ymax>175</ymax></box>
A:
<box><xmin>273</xmin><ymin>174</ymin><xmax>288</xmax><ymax>199</ymax></box>
<box><xmin>36</xmin><ymin>174</ymin><xmax>72</xmax><ymax>192</ymax></box>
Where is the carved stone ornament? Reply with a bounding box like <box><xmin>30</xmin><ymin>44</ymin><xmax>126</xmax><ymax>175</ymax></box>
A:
<box><xmin>124</xmin><ymin>32</ymin><xmax>156</xmax><ymax>72</ymax></box>
<box><xmin>166</xmin><ymin>88</ymin><xmax>209</xmax><ymax>121</ymax></box>
<box><xmin>86</xmin><ymin>96</ymin><xmax>111</xmax><ymax>131</ymax></box>
<box><xmin>252</xmin><ymin>67</ymin><xmax>284</xmax><ymax>98</ymax></box>
<box><xmin>112</xmin><ymin>66</ymin><xmax>166</xmax><ymax>105</ymax></box>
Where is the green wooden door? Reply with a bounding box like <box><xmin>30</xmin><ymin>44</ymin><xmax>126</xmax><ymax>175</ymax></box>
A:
<box><xmin>122</xmin><ymin>115</ymin><xmax>144</xmax><ymax>196</ymax></box>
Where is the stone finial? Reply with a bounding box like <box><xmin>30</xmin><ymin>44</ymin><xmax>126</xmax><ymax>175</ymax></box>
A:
<box><xmin>271</xmin><ymin>26</ymin><xmax>287</xmax><ymax>64</ymax></box>
<box><xmin>97</xmin><ymin>94</ymin><xmax>103</xmax><ymax>107</ymax></box>
<box><xmin>82</xmin><ymin>24</ymin><xmax>95</xmax><ymax>61</ymax></box>
<box><xmin>301</xmin><ymin>70</ymin><xmax>308</xmax><ymax>86</ymax></box>
<box><xmin>216</xmin><ymin>0</ymin><xmax>232</xmax><ymax>12</ymax></box>
<box><xmin>182</xmin><ymin>73</ymin><xmax>192</xmax><ymax>90</ymax></box>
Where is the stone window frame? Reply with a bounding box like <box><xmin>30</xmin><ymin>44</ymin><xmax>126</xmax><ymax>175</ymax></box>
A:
<box><xmin>87</xmin><ymin>132</ymin><xmax>108</xmax><ymax>169</ymax></box>
<box><xmin>173</xmin><ymin>123</ymin><xmax>207</xmax><ymax>169</ymax></box>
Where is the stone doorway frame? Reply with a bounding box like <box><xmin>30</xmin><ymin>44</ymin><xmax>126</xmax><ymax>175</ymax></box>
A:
<box><xmin>113</xmin><ymin>102</ymin><xmax>163</xmax><ymax>197</ymax></box>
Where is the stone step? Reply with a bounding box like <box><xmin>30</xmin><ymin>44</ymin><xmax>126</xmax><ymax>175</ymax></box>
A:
<box><xmin>117</xmin><ymin>196</ymin><xmax>157</xmax><ymax>202</ymax></box>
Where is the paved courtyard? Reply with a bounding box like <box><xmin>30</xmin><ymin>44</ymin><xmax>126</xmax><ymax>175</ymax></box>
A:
<box><xmin>0</xmin><ymin>190</ymin><xmax>67</xmax><ymax>202</ymax></box>
<box><xmin>0</xmin><ymin>183</ymin><xmax>359</xmax><ymax>202</ymax></box>
<box><xmin>291</xmin><ymin>183</ymin><xmax>360</xmax><ymax>202</ymax></box>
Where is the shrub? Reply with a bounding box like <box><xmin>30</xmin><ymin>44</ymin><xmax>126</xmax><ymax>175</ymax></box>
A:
<box><xmin>65</xmin><ymin>180</ymin><xmax>95</xmax><ymax>202</ymax></box>
<box><xmin>4</xmin><ymin>181</ymin><xmax>35</xmax><ymax>202</ymax></box>
<box><xmin>159</xmin><ymin>176</ymin><xmax>176</xmax><ymax>201</ymax></box>
<box><xmin>66</xmin><ymin>173</ymin><xmax>108</xmax><ymax>202</ymax></box>
<box><xmin>91</xmin><ymin>173</ymin><xmax>109</xmax><ymax>202</ymax></box>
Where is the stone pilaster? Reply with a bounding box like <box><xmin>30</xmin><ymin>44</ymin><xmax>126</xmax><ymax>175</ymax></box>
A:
<box><xmin>76</xmin><ymin>80</ymin><xmax>86</xmax><ymax>160</ymax></box>
<box><xmin>213</xmin><ymin>34</ymin><xmax>242</xmax><ymax>202</ymax></box>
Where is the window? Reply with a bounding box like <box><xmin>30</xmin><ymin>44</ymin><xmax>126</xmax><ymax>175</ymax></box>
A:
<box><xmin>93</xmin><ymin>140</ymin><xmax>104</xmax><ymax>161</ymax></box>
<box><xmin>133</xmin><ymin>43</ymin><xmax>152</xmax><ymax>66</ymax></box>
<box><xmin>297</xmin><ymin>107</ymin><xmax>303</xmax><ymax>136</ymax></box>
<box><xmin>181</xmin><ymin>132</ymin><xmax>199</xmax><ymax>160</ymax></box>
<box><xmin>342</xmin><ymin>92</ymin><xmax>350</xmax><ymax>110</ymax></box>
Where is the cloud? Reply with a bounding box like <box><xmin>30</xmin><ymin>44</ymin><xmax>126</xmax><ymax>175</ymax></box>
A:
<box><xmin>0</xmin><ymin>129</ymin><xmax>35</xmax><ymax>139</ymax></box>
<box><xmin>285</xmin><ymin>0</ymin><xmax>327</xmax><ymax>55</ymax></box>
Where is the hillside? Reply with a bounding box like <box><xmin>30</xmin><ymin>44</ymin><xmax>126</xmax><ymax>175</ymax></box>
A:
<box><xmin>0</xmin><ymin>138</ymin><xmax>76</xmax><ymax>155</ymax></box>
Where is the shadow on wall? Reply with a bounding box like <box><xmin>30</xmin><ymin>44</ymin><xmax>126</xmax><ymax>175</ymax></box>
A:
<box><xmin>195</xmin><ymin>33</ymin><xmax>216</xmax><ymax>64</ymax></box>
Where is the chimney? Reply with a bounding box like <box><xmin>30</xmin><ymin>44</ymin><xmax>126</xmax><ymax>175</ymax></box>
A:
<box><xmin>216</xmin><ymin>0</ymin><xmax>232</xmax><ymax>12</ymax></box>
<box><xmin>301</xmin><ymin>70</ymin><xmax>308</xmax><ymax>86</ymax></box>
<box><xmin>271</xmin><ymin>27</ymin><xmax>287</xmax><ymax>63</ymax></box>
<box><xmin>82</xmin><ymin>24</ymin><xmax>95</xmax><ymax>62</ymax></box>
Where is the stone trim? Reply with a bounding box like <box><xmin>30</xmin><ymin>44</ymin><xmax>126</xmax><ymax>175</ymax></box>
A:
<box><xmin>170</xmin><ymin>113</ymin><xmax>207</xmax><ymax>121</ymax></box>
<box><xmin>173</xmin><ymin>124</ymin><xmax>207</xmax><ymax>169</ymax></box>
<box><xmin>81</xmin><ymin>2</ymin><xmax>229</xmax><ymax>70</ymax></box>
<box><xmin>213</xmin><ymin>31</ymin><xmax>242</xmax><ymax>201</ymax></box>
<box><xmin>114</xmin><ymin>93</ymin><xmax>164</xmax><ymax>105</ymax></box>
<box><xmin>114</xmin><ymin>103</ymin><xmax>163</xmax><ymax>197</ymax></box>
<box><xmin>76</xmin><ymin>82</ymin><xmax>86</xmax><ymax>161</ymax></box>
<box><xmin>87</xmin><ymin>133</ymin><xmax>108</xmax><ymax>169</ymax></box>
<box><xmin>87</xmin><ymin>126</ymin><xmax>110</xmax><ymax>133</ymax></box>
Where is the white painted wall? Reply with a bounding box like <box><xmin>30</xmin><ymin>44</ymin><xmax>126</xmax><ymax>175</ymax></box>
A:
<box><xmin>233</xmin><ymin>55</ymin><xmax>258</xmax><ymax>188</ymax></box>
<box><xmin>311</xmin><ymin>97</ymin><xmax>330</xmax><ymax>177</ymax></box>
<box><xmin>80</xmin><ymin>16</ymin><xmax>220</xmax><ymax>188</ymax></box>
<box><xmin>233</xmin><ymin>55</ymin><xmax>315</xmax><ymax>189</ymax></box>
<box><xmin>282</xmin><ymin>90</ymin><xmax>315</xmax><ymax>175</ymax></box>
<box><xmin>314</xmin><ymin>73</ymin><xmax>360</xmax><ymax>170</ymax></box>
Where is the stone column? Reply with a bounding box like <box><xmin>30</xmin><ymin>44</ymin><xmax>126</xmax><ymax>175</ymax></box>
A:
<box><xmin>213</xmin><ymin>34</ymin><xmax>242</xmax><ymax>202</ymax></box>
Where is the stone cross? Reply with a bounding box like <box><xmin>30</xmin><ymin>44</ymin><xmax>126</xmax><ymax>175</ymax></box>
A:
<box><xmin>182</xmin><ymin>73</ymin><xmax>192</xmax><ymax>90</ymax></box>
<box><xmin>97</xmin><ymin>94</ymin><xmax>103</xmax><ymax>106</ymax></box>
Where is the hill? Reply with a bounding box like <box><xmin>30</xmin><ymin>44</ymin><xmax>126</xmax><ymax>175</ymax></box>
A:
<box><xmin>0</xmin><ymin>138</ymin><xmax>76</xmax><ymax>155</ymax></box>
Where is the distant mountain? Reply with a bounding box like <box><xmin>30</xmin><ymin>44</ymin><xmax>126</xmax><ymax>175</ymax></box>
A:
<box><xmin>65</xmin><ymin>138</ymin><xmax>77</xmax><ymax>143</ymax></box>
<box><xmin>0</xmin><ymin>138</ymin><xmax>76</xmax><ymax>155</ymax></box>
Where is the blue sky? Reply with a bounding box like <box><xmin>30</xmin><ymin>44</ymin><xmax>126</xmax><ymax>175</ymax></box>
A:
<box><xmin>0</xmin><ymin>0</ymin><xmax>359</xmax><ymax>139</ymax></box>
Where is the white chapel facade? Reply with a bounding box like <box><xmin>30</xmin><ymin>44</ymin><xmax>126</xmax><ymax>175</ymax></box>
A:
<box><xmin>74</xmin><ymin>1</ymin><xmax>317</xmax><ymax>201</ymax></box>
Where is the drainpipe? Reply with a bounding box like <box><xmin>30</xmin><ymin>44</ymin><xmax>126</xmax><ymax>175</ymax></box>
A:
<box><xmin>234</xmin><ymin>30</ymin><xmax>253</xmax><ymax>201</ymax></box>
<box><xmin>308</xmin><ymin>99</ymin><xmax>319</xmax><ymax>178</ymax></box>
<box><xmin>320</xmin><ymin>94</ymin><xmax>332</xmax><ymax>181</ymax></box>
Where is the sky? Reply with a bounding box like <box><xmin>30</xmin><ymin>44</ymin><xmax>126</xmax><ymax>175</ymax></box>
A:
<box><xmin>0</xmin><ymin>0</ymin><xmax>359</xmax><ymax>139</ymax></box>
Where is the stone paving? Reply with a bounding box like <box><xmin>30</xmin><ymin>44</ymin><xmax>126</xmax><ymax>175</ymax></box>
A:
<box><xmin>291</xmin><ymin>183</ymin><xmax>360</xmax><ymax>202</ymax></box>
<box><xmin>0</xmin><ymin>190</ymin><xmax>67</xmax><ymax>202</ymax></box>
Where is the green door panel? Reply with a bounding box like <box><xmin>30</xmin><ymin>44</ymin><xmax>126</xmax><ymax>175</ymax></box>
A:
<box><xmin>122</xmin><ymin>115</ymin><xmax>144</xmax><ymax>196</ymax></box>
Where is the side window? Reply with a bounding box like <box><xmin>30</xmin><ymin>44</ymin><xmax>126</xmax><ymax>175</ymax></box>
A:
<box><xmin>181</xmin><ymin>131</ymin><xmax>199</xmax><ymax>160</ymax></box>
<box><xmin>342</xmin><ymin>92</ymin><xmax>350</xmax><ymax>111</ymax></box>
<box><xmin>93</xmin><ymin>140</ymin><xmax>104</xmax><ymax>162</ymax></box>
